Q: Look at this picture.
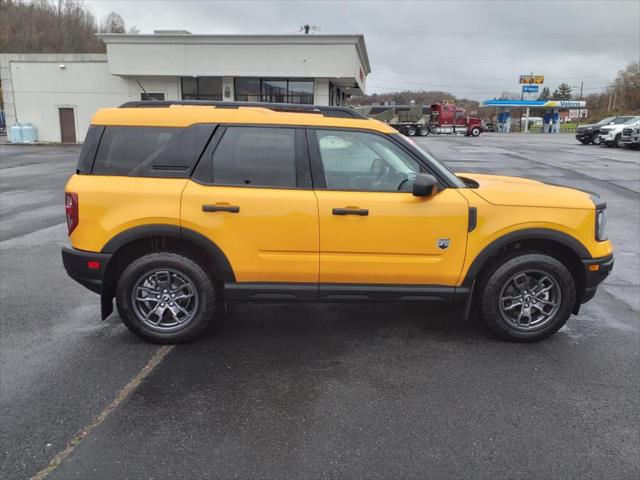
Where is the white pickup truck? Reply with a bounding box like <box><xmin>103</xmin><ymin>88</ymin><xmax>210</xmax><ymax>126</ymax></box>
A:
<box><xmin>598</xmin><ymin>116</ymin><xmax>640</xmax><ymax>147</ymax></box>
<box><xmin>621</xmin><ymin>124</ymin><xmax>640</xmax><ymax>149</ymax></box>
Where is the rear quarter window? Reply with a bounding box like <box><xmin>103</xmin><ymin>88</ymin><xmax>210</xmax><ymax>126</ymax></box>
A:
<box><xmin>91</xmin><ymin>125</ymin><xmax>215</xmax><ymax>177</ymax></box>
<box><xmin>76</xmin><ymin>125</ymin><xmax>104</xmax><ymax>174</ymax></box>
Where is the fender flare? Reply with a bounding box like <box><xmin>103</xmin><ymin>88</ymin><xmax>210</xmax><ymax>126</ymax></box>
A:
<box><xmin>101</xmin><ymin>224</ymin><xmax>236</xmax><ymax>282</ymax></box>
<box><xmin>462</xmin><ymin>228</ymin><xmax>591</xmax><ymax>287</ymax></box>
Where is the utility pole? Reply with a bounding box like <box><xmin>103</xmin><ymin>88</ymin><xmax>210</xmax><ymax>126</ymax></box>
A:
<box><xmin>578</xmin><ymin>81</ymin><xmax>583</xmax><ymax>122</ymax></box>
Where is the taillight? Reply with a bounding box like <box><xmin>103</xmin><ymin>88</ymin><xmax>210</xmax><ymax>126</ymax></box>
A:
<box><xmin>65</xmin><ymin>192</ymin><xmax>78</xmax><ymax>235</ymax></box>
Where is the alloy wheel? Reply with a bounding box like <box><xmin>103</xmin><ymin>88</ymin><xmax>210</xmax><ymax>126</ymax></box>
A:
<box><xmin>498</xmin><ymin>269</ymin><xmax>562</xmax><ymax>331</ymax></box>
<box><xmin>131</xmin><ymin>268</ymin><xmax>199</xmax><ymax>331</ymax></box>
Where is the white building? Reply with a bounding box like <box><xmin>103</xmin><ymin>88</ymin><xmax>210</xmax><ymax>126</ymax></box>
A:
<box><xmin>1</xmin><ymin>33</ymin><xmax>370</xmax><ymax>143</ymax></box>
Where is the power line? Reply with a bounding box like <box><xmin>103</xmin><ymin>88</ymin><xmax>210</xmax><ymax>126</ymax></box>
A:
<box><xmin>373</xmin><ymin>66</ymin><xmax>615</xmax><ymax>82</ymax></box>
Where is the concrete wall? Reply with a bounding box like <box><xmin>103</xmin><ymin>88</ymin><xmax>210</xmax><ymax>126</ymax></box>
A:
<box><xmin>101</xmin><ymin>35</ymin><xmax>367</xmax><ymax>92</ymax></box>
<box><xmin>1</xmin><ymin>50</ymin><xmax>355</xmax><ymax>143</ymax></box>
<box><xmin>1</xmin><ymin>54</ymin><xmax>179</xmax><ymax>142</ymax></box>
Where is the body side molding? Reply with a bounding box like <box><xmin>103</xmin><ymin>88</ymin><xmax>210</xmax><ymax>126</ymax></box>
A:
<box><xmin>224</xmin><ymin>282</ymin><xmax>470</xmax><ymax>304</ymax></box>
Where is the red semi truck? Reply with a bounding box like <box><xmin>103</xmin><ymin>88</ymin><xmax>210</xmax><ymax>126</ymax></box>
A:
<box><xmin>429</xmin><ymin>102</ymin><xmax>484</xmax><ymax>137</ymax></box>
<box><xmin>367</xmin><ymin>102</ymin><xmax>484</xmax><ymax>137</ymax></box>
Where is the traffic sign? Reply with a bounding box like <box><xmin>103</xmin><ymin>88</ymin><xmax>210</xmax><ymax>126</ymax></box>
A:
<box><xmin>522</xmin><ymin>85</ymin><xmax>539</xmax><ymax>93</ymax></box>
<box><xmin>519</xmin><ymin>75</ymin><xmax>544</xmax><ymax>84</ymax></box>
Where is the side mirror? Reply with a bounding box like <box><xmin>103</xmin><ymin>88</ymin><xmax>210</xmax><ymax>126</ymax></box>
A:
<box><xmin>412</xmin><ymin>173</ymin><xmax>438</xmax><ymax>197</ymax></box>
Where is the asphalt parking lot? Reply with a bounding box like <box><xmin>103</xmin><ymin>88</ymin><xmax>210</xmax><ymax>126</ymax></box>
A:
<box><xmin>1</xmin><ymin>134</ymin><xmax>638</xmax><ymax>480</ymax></box>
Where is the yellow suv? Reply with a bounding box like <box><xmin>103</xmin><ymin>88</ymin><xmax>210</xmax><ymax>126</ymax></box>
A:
<box><xmin>62</xmin><ymin>101</ymin><xmax>613</xmax><ymax>343</ymax></box>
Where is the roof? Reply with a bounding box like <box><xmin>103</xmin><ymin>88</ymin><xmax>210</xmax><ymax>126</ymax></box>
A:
<box><xmin>482</xmin><ymin>99</ymin><xmax>587</xmax><ymax>108</ymax></box>
<box><xmin>91</xmin><ymin>104</ymin><xmax>396</xmax><ymax>133</ymax></box>
<box><xmin>97</xmin><ymin>33</ymin><xmax>371</xmax><ymax>74</ymax></box>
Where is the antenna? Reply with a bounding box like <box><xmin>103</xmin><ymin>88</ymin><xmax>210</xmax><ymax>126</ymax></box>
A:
<box><xmin>136</xmin><ymin>79</ymin><xmax>149</xmax><ymax>98</ymax></box>
<box><xmin>298</xmin><ymin>24</ymin><xmax>321</xmax><ymax>34</ymax></box>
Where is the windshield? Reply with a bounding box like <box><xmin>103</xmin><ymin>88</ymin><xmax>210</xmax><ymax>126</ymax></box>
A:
<box><xmin>612</xmin><ymin>116</ymin><xmax>634</xmax><ymax>124</ymax></box>
<box><xmin>596</xmin><ymin>116</ymin><xmax>616</xmax><ymax>125</ymax></box>
<box><xmin>623</xmin><ymin>117</ymin><xmax>640</xmax><ymax>124</ymax></box>
<box><xmin>394</xmin><ymin>134</ymin><xmax>466</xmax><ymax>188</ymax></box>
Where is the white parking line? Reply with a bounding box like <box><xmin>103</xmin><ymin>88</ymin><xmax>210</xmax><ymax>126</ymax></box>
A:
<box><xmin>31</xmin><ymin>345</ymin><xmax>175</xmax><ymax>480</ymax></box>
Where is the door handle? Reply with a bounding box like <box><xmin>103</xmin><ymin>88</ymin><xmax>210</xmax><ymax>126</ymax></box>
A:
<box><xmin>332</xmin><ymin>207</ymin><xmax>369</xmax><ymax>216</ymax></box>
<box><xmin>202</xmin><ymin>204</ymin><xmax>240</xmax><ymax>213</ymax></box>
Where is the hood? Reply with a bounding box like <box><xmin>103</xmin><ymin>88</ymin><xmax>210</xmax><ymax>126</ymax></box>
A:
<box><xmin>456</xmin><ymin>173</ymin><xmax>595</xmax><ymax>209</ymax></box>
<box><xmin>576</xmin><ymin>123</ymin><xmax>600</xmax><ymax>130</ymax></box>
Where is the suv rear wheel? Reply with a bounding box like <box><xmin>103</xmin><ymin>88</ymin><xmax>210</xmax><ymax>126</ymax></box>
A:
<box><xmin>116</xmin><ymin>252</ymin><xmax>216</xmax><ymax>343</ymax></box>
<box><xmin>480</xmin><ymin>253</ymin><xmax>575</xmax><ymax>342</ymax></box>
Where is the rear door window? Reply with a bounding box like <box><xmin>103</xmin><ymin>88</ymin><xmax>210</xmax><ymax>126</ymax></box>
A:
<box><xmin>211</xmin><ymin>127</ymin><xmax>297</xmax><ymax>188</ymax></box>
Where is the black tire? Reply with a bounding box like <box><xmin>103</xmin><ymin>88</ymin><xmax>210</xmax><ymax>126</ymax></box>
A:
<box><xmin>615</xmin><ymin>134</ymin><xmax>624</xmax><ymax>148</ymax></box>
<box><xmin>406</xmin><ymin>126</ymin><xmax>416</xmax><ymax>136</ymax></box>
<box><xmin>470</xmin><ymin>127</ymin><xmax>481</xmax><ymax>137</ymax></box>
<box><xmin>116</xmin><ymin>252</ymin><xmax>216</xmax><ymax>343</ymax></box>
<box><xmin>479</xmin><ymin>253</ymin><xmax>575</xmax><ymax>342</ymax></box>
<box><xmin>579</xmin><ymin>138</ymin><xmax>590</xmax><ymax>145</ymax></box>
<box><xmin>418</xmin><ymin>127</ymin><xmax>429</xmax><ymax>136</ymax></box>
<box><xmin>592</xmin><ymin>135</ymin><xmax>601</xmax><ymax>145</ymax></box>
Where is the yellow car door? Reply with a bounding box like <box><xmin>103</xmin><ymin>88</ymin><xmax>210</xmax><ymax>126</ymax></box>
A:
<box><xmin>181</xmin><ymin>126</ymin><xmax>319</xmax><ymax>296</ymax></box>
<box><xmin>308</xmin><ymin>128</ymin><xmax>469</xmax><ymax>290</ymax></box>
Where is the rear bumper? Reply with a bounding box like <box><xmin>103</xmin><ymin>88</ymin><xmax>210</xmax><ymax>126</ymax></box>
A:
<box><xmin>61</xmin><ymin>246</ymin><xmax>112</xmax><ymax>294</ymax></box>
<box><xmin>581</xmin><ymin>254</ymin><xmax>614</xmax><ymax>303</ymax></box>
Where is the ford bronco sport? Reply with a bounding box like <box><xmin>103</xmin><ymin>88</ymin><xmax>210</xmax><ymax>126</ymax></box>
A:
<box><xmin>62</xmin><ymin>101</ymin><xmax>613</xmax><ymax>343</ymax></box>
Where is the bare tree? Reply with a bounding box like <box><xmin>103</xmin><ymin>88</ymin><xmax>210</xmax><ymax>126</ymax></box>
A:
<box><xmin>99</xmin><ymin>11</ymin><xmax>126</xmax><ymax>34</ymax></box>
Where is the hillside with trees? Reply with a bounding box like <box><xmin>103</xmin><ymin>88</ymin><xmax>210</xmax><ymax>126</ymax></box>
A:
<box><xmin>583</xmin><ymin>62</ymin><xmax>640</xmax><ymax>120</ymax></box>
<box><xmin>348</xmin><ymin>90</ymin><xmax>480</xmax><ymax>113</ymax></box>
<box><xmin>0</xmin><ymin>0</ymin><xmax>135</xmax><ymax>54</ymax></box>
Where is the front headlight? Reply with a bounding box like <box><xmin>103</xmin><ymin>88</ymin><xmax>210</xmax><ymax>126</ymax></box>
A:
<box><xmin>596</xmin><ymin>208</ymin><xmax>607</xmax><ymax>241</ymax></box>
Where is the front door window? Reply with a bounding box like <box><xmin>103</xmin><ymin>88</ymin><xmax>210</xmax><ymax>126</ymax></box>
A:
<box><xmin>314</xmin><ymin>129</ymin><xmax>420</xmax><ymax>192</ymax></box>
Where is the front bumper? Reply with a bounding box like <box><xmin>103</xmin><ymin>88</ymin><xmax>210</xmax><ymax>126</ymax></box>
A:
<box><xmin>621</xmin><ymin>137</ymin><xmax>640</xmax><ymax>146</ymax></box>
<box><xmin>581</xmin><ymin>254</ymin><xmax>614</xmax><ymax>303</ymax></box>
<box><xmin>61</xmin><ymin>246</ymin><xmax>112</xmax><ymax>294</ymax></box>
<box><xmin>575</xmin><ymin>131</ymin><xmax>593</xmax><ymax>140</ymax></box>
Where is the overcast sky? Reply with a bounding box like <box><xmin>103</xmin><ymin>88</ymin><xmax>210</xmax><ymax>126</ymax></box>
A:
<box><xmin>85</xmin><ymin>0</ymin><xmax>640</xmax><ymax>101</ymax></box>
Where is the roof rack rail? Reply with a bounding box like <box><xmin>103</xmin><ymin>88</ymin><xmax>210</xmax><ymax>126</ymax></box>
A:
<box><xmin>118</xmin><ymin>100</ymin><xmax>367</xmax><ymax>119</ymax></box>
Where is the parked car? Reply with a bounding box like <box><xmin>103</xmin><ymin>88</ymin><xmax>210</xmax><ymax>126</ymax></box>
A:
<box><xmin>620</xmin><ymin>124</ymin><xmax>640</xmax><ymax>149</ymax></box>
<box><xmin>575</xmin><ymin>116</ymin><xmax>634</xmax><ymax>145</ymax></box>
<box><xmin>598</xmin><ymin>116</ymin><xmax>640</xmax><ymax>147</ymax></box>
<box><xmin>62</xmin><ymin>101</ymin><xmax>613</xmax><ymax>344</ymax></box>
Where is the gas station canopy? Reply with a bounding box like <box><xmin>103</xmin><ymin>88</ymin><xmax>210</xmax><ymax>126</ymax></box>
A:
<box><xmin>482</xmin><ymin>99</ymin><xmax>587</xmax><ymax>133</ymax></box>
<box><xmin>482</xmin><ymin>99</ymin><xmax>586</xmax><ymax>108</ymax></box>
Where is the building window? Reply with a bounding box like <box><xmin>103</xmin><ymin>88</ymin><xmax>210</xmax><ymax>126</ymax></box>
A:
<box><xmin>234</xmin><ymin>78</ymin><xmax>314</xmax><ymax>104</ymax></box>
<box><xmin>141</xmin><ymin>93</ymin><xmax>165</xmax><ymax>101</ymax></box>
<box><xmin>181</xmin><ymin>77</ymin><xmax>222</xmax><ymax>101</ymax></box>
<box><xmin>234</xmin><ymin>78</ymin><xmax>261</xmax><ymax>102</ymax></box>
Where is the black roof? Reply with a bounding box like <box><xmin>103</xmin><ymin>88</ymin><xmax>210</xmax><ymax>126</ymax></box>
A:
<box><xmin>118</xmin><ymin>100</ymin><xmax>367</xmax><ymax>119</ymax></box>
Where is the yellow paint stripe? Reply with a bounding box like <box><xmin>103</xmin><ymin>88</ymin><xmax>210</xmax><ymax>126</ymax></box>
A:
<box><xmin>31</xmin><ymin>345</ymin><xmax>174</xmax><ymax>480</ymax></box>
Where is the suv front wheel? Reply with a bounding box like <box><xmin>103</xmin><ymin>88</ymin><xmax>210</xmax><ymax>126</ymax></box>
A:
<box><xmin>480</xmin><ymin>253</ymin><xmax>575</xmax><ymax>342</ymax></box>
<box><xmin>116</xmin><ymin>252</ymin><xmax>216</xmax><ymax>343</ymax></box>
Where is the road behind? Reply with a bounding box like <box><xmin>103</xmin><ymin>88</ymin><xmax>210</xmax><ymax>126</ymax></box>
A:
<box><xmin>1</xmin><ymin>135</ymin><xmax>638</xmax><ymax>480</ymax></box>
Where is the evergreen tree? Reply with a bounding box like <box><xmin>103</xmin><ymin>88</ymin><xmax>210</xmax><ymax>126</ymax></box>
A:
<box><xmin>537</xmin><ymin>87</ymin><xmax>551</xmax><ymax>100</ymax></box>
<box><xmin>556</xmin><ymin>83</ymin><xmax>573</xmax><ymax>100</ymax></box>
